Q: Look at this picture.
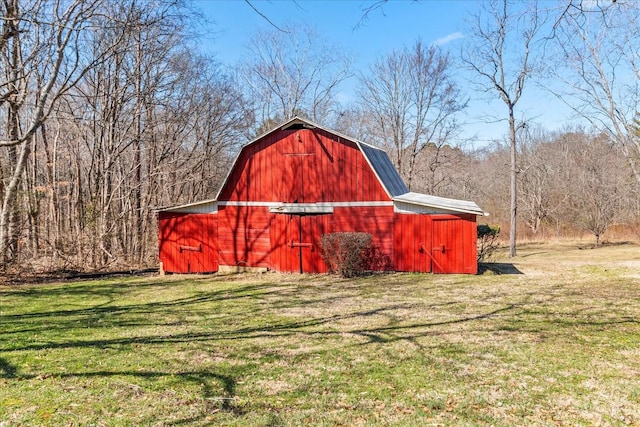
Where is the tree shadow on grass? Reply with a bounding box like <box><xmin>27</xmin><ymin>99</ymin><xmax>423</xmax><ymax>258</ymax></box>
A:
<box><xmin>1</xmin><ymin>282</ymin><xmax>278</xmax><ymax>326</ymax></box>
<box><xmin>73</xmin><ymin>369</ymin><xmax>242</xmax><ymax>415</ymax></box>
<box><xmin>2</xmin><ymin>277</ymin><xmax>398</xmax><ymax>338</ymax></box>
<box><xmin>6</xmin><ymin>273</ymin><xmax>613</xmax><ymax>352</ymax></box>
<box><xmin>1</xmin><ymin>356</ymin><xmax>242</xmax><ymax>422</ymax></box>
<box><xmin>6</xmin><ymin>277</ymin><xmax>635</xmax><ymax>357</ymax></box>
<box><xmin>0</xmin><ymin>356</ymin><xmax>18</xmax><ymax>378</ymax></box>
<box><xmin>5</xmin><ymin>302</ymin><xmax>417</xmax><ymax>353</ymax></box>
<box><xmin>4</xmin><ymin>273</ymin><xmax>639</xmax><ymax>424</ymax></box>
<box><xmin>3</xmin><ymin>301</ymin><xmax>516</xmax><ymax>422</ymax></box>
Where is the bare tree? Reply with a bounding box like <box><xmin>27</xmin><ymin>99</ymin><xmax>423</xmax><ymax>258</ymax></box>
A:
<box><xmin>0</xmin><ymin>0</ymin><xmax>248</xmax><ymax>270</ymax></box>
<box><xmin>461</xmin><ymin>0</ymin><xmax>546</xmax><ymax>257</ymax></box>
<box><xmin>62</xmin><ymin>4</ymin><xmax>246</xmax><ymax>268</ymax></box>
<box><xmin>472</xmin><ymin>142</ymin><xmax>511</xmax><ymax>227</ymax></box>
<box><xmin>332</xmin><ymin>106</ymin><xmax>379</xmax><ymax>142</ymax></box>
<box><xmin>0</xmin><ymin>0</ymin><xmax>132</xmax><ymax>265</ymax></box>
<box><xmin>548</xmin><ymin>1</ymin><xmax>640</xmax><ymax>186</ymax></box>
<box><xmin>411</xmin><ymin>143</ymin><xmax>472</xmax><ymax>198</ymax></box>
<box><xmin>473</xmin><ymin>126</ymin><xmax>637</xmax><ymax>243</ymax></box>
<box><xmin>357</xmin><ymin>40</ymin><xmax>466</xmax><ymax>190</ymax></box>
<box><xmin>518</xmin><ymin>127</ymin><xmax>569</xmax><ymax>236</ymax></box>
<box><xmin>240</xmin><ymin>23</ymin><xmax>352</xmax><ymax>131</ymax></box>
<box><xmin>565</xmin><ymin>133</ymin><xmax>624</xmax><ymax>247</ymax></box>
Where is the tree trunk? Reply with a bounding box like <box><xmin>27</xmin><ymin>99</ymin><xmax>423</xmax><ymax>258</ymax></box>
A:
<box><xmin>0</xmin><ymin>139</ymin><xmax>31</xmax><ymax>264</ymax></box>
<box><xmin>133</xmin><ymin>37</ymin><xmax>144</xmax><ymax>265</ymax></box>
<box><xmin>509</xmin><ymin>107</ymin><xmax>517</xmax><ymax>258</ymax></box>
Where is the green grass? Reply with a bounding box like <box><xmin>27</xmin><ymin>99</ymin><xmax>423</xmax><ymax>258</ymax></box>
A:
<box><xmin>1</xmin><ymin>243</ymin><xmax>639</xmax><ymax>426</ymax></box>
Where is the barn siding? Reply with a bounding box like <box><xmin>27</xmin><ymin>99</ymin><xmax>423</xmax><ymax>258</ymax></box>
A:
<box><xmin>393</xmin><ymin>213</ymin><xmax>477</xmax><ymax>274</ymax></box>
<box><xmin>332</xmin><ymin>206</ymin><xmax>395</xmax><ymax>270</ymax></box>
<box><xmin>217</xmin><ymin>205</ymin><xmax>272</xmax><ymax>268</ymax></box>
<box><xmin>462</xmin><ymin>215</ymin><xmax>478</xmax><ymax>274</ymax></box>
<box><xmin>219</xmin><ymin>129</ymin><xmax>389</xmax><ymax>204</ymax></box>
<box><xmin>158</xmin><ymin>212</ymin><xmax>218</xmax><ymax>273</ymax></box>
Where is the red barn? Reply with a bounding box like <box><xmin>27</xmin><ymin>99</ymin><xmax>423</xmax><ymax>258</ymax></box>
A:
<box><xmin>158</xmin><ymin>117</ymin><xmax>486</xmax><ymax>274</ymax></box>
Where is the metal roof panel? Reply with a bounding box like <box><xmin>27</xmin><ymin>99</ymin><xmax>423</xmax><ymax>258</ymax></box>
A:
<box><xmin>357</xmin><ymin>143</ymin><xmax>409</xmax><ymax>198</ymax></box>
<box><xmin>393</xmin><ymin>192</ymin><xmax>487</xmax><ymax>216</ymax></box>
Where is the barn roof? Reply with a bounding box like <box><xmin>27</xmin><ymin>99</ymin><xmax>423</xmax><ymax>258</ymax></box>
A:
<box><xmin>393</xmin><ymin>192</ymin><xmax>486</xmax><ymax>216</ymax></box>
<box><xmin>358</xmin><ymin>142</ymin><xmax>409</xmax><ymax>197</ymax></box>
<box><xmin>158</xmin><ymin>198</ymin><xmax>217</xmax><ymax>213</ymax></box>
<box><xmin>213</xmin><ymin>116</ymin><xmax>409</xmax><ymax>200</ymax></box>
<box><xmin>161</xmin><ymin>116</ymin><xmax>486</xmax><ymax>216</ymax></box>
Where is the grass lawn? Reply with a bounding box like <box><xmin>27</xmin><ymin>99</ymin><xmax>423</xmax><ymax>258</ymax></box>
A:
<box><xmin>1</xmin><ymin>243</ymin><xmax>639</xmax><ymax>426</ymax></box>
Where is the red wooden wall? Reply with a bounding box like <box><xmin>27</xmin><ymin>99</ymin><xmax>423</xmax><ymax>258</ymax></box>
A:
<box><xmin>270</xmin><ymin>214</ymin><xmax>331</xmax><ymax>273</ymax></box>
<box><xmin>394</xmin><ymin>213</ymin><xmax>477</xmax><ymax>274</ymax></box>
<box><xmin>157</xmin><ymin>209</ymin><xmax>477</xmax><ymax>274</ymax></box>
<box><xmin>217</xmin><ymin>206</ymin><xmax>272</xmax><ymax>269</ymax></box>
<box><xmin>212</xmin><ymin>205</ymin><xmax>396</xmax><ymax>273</ymax></box>
<box><xmin>218</xmin><ymin>129</ymin><xmax>388</xmax><ymax>203</ymax></box>
<box><xmin>158</xmin><ymin>212</ymin><xmax>218</xmax><ymax>273</ymax></box>
<box><xmin>333</xmin><ymin>206</ymin><xmax>395</xmax><ymax>270</ymax></box>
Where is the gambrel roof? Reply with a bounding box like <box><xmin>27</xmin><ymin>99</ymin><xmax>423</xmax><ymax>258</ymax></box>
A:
<box><xmin>213</xmin><ymin>116</ymin><xmax>409</xmax><ymax>200</ymax></box>
<box><xmin>161</xmin><ymin>116</ymin><xmax>486</xmax><ymax>216</ymax></box>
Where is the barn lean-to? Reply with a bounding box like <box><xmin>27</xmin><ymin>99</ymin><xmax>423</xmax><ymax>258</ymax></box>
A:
<box><xmin>158</xmin><ymin>117</ymin><xmax>486</xmax><ymax>274</ymax></box>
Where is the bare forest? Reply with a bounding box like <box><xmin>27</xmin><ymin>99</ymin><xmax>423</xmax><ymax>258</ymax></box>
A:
<box><xmin>1</xmin><ymin>0</ymin><xmax>639</xmax><ymax>272</ymax></box>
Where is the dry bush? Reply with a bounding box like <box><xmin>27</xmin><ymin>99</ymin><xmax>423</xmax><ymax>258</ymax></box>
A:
<box><xmin>320</xmin><ymin>232</ymin><xmax>374</xmax><ymax>278</ymax></box>
<box><xmin>477</xmin><ymin>224</ymin><xmax>501</xmax><ymax>262</ymax></box>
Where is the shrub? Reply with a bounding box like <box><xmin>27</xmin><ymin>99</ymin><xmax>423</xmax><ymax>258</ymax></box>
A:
<box><xmin>477</xmin><ymin>224</ymin><xmax>500</xmax><ymax>262</ymax></box>
<box><xmin>320</xmin><ymin>232</ymin><xmax>374</xmax><ymax>278</ymax></box>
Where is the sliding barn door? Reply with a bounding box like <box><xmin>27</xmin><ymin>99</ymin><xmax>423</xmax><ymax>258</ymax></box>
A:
<box><xmin>270</xmin><ymin>214</ymin><xmax>331</xmax><ymax>273</ymax></box>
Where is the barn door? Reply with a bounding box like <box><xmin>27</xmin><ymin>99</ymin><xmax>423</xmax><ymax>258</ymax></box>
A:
<box><xmin>302</xmin><ymin>215</ymin><xmax>330</xmax><ymax>273</ymax></box>
<box><xmin>416</xmin><ymin>215</ymin><xmax>432</xmax><ymax>273</ymax></box>
<box><xmin>158</xmin><ymin>213</ymin><xmax>218</xmax><ymax>274</ymax></box>
<box><xmin>393</xmin><ymin>213</ymin><xmax>432</xmax><ymax>273</ymax></box>
<box><xmin>431</xmin><ymin>217</ymin><xmax>463</xmax><ymax>274</ymax></box>
<box><xmin>179</xmin><ymin>214</ymin><xmax>218</xmax><ymax>273</ymax></box>
<box><xmin>270</xmin><ymin>214</ymin><xmax>329</xmax><ymax>273</ymax></box>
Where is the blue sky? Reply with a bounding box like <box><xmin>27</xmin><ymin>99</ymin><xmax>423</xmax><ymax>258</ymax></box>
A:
<box><xmin>194</xmin><ymin>0</ymin><xmax>575</xmax><ymax>148</ymax></box>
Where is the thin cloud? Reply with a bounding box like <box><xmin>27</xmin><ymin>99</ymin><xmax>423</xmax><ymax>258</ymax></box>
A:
<box><xmin>433</xmin><ymin>32</ymin><xmax>465</xmax><ymax>47</ymax></box>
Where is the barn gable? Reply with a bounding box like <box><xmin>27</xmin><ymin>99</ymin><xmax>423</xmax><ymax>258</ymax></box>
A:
<box><xmin>215</xmin><ymin>117</ymin><xmax>397</xmax><ymax>204</ymax></box>
<box><xmin>158</xmin><ymin>116</ymin><xmax>486</xmax><ymax>275</ymax></box>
